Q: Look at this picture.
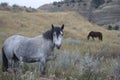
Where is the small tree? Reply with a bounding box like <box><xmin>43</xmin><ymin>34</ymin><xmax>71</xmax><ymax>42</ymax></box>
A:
<box><xmin>75</xmin><ymin>0</ymin><xmax>82</xmax><ymax>2</ymax></box>
<box><xmin>114</xmin><ymin>25</ymin><xmax>119</xmax><ymax>30</ymax></box>
<box><xmin>53</xmin><ymin>1</ymin><xmax>58</xmax><ymax>6</ymax></box>
<box><xmin>71</xmin><ymin>0</ymin><xmax>75</xmax><ymax>3</ymax></box>
<box><xmin>0</xmin><ymin>2</ymin><xmax>8</xmax><ymax>7</ymax></box>
<box><xmin>12</xmin><ymin>4</ymin><xmax>19</xmax><ymax>8</ymax></box>
<box><xmin>107</xmin><ymin>25</ymin><xmax>113</xmax><ymax>30</ymax></box>
<box><xmin>57</xmin><ymin>2</ymin><xmax>62</xmax><ymax>7</ymax></box>
<box><xmin>57</xmin><ymin>4</ymin><xmax>61</xmax><ymax>7</ymax></box>
<box><xmin>92</xmin><ymin>0</ymin><xmax>105</xmax><ymax>8</ymax></box>
<box><xmin>64</xmin><ymin>0</ymin><xmax>69</xmax><ymax>3</ymax></box>
<box><xmin>106</xmin><ymin>0</ymin><xmax>112</xmax><ymax>3</ymax></box>
<box><xmin>66</xmin><ymin>3</ymin><xmax>69</xmax><ymax>6</ymax></box>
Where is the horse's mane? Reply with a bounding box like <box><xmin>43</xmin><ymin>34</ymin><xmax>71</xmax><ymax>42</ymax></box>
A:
<box><xmin>43</xmin><ymin>27</ymin><xmax>62</xmax><ymax>41</ymax></box>
<box><xmin>43</xmin><ymin>29</ymin><xmax>53</xmax><ymax>41</ymax></box>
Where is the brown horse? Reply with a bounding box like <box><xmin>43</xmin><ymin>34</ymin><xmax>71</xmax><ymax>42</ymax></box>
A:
<box><xmin>87</xmin><ymin>31</ymin><xmax>103</xmax><ymax>41</ymax></box>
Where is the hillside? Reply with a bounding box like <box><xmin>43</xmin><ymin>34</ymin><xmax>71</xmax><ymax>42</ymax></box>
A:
<box><xmin>92</xmin><ymin>1</ymin><xmax>120</xmax><ymax>27</ymax></box>
<box><xmin>0</xmin><ymin>3</ymin><xmax>37</xmax><ymax>12</ymax></box>
<box><xmin>0</xmin><ymin>11</ymin><xmax>120</xmax><ymax>80</ymax></box>
<box><xmin>39</xmin><ymin>0</ymin><xmax>120</xmax><ymax>29</ymax></box>
<box><xmin>0</xmin><ymin>10</ymin><xmax>120</xmax><ymax>53</ymax></box>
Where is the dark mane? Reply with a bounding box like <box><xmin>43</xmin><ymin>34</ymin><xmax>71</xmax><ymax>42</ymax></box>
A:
<box><xmin>43</xmin><ymin>29</ymin><xmax>53</xmax><ymax>41</ymax></box>
<box><xmin>43</xmin><ymin>27</ymin><xmax>62</xmax><ymax>40</ymax></box>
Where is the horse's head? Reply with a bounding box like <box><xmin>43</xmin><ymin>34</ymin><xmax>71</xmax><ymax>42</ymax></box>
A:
<box><xmin>51</xmin><ymin>24</ymin><xmax>64</xmax><ymax>49</ymax></box>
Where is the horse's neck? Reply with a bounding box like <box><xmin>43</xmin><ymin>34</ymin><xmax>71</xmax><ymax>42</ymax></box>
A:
<box><xmin>34</xmin><ymin>35</ymin><xmax>55</xmax><ymax>49</ymax></box>
<box><xmin>36</xmin><ymin>35</ymin><xmax>55</xmax><ymax>58</ymax></box>
<box><xmin>34</xmin><ymin>35</ymin><xmax>42</xmax><ymax>39</ymax></box>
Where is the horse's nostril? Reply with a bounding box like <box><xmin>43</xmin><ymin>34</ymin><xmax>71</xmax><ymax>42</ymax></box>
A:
<box><xmin>57</xmin><ymin>47</ymin><xmax>60</xmax><ymax>49</ymax></box>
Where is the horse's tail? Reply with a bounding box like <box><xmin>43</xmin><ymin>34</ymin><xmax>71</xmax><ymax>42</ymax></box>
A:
<box><xmin>2</xmin><ymin>47</ymin><xmax>8</xmax><ymax>72</ymax></box>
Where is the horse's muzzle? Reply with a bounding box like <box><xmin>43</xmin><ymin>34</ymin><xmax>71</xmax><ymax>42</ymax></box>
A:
<box><xmin>56</xmin><ymin>45</ymin><xmax>61</xmax><ymax>49</ymax></box>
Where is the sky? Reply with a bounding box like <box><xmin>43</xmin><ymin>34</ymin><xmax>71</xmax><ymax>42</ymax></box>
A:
<box><xmin>0</xmin><ymin>0</ymin><xmax>61</xmax><ymax>8</ymax></box>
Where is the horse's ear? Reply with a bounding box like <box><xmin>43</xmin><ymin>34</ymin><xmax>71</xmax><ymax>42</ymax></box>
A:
<box><xmin>51</xmin><ymin>24</ymin><xmax>54</xmax><ymax>30</ymax></box>
<box><xmin>61</xmin><ymin>24</ymin><xmax>64</xmax><ymax>31</ymax></box>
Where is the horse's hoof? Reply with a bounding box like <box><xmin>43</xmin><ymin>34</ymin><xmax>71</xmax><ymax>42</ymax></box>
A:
<box><xmin>7</xmin><ymin>68</ymin><xmax>14</xmax><ymax>73</ymax></box>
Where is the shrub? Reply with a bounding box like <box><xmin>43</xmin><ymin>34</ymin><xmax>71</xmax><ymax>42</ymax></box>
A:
<box><xmin>26</xmin><ymin>7</ymin><xmax>36</xmax><ymax>12</ymax></box>
<box><xmin>57</xmin><ymin>4</ymin><xmax>61</xmax><ymax>7</ymax></box>
<box><xmin>106</xmin><ymin>0</ymin><xmax>112</xmax><ymax>3</ymax></box>
<box><xmin>71</xmin><ymin>0</ymin><xmax>75</xmax><ymax>3</ymax></box>
<box><xmin>107</xmin><ymin>25</ymin><xmax>113</xmax><ymax>30</ymax></box>
<box><xmin>46</xmin><ymin>50</ymin><xmax>82</xmax><ymax>79</ymax></box>
<box><xmin>75</xmin><ymin>0</ymin><xmax>82</xmax><ymax>2</ymax></box>
<box><xmin>114</xmin><ymin>25</ymin><xmax>119</xmax><ymax>30</ymax></box>
<box><xmin>0</xmin><ymin>2</ymin><xmax>8</xmax><ymax>7</ymax></box>
<box><xmin>112</xmin><ymin>58</ymin><xmax>120</xmax><ymax>80</ymax></box>
<box><xmin>66</xmin><ymin>3</ymin><xmax>69</xmax><ymax>6</ymax></box>
<box><xmin>0</xmin><ymin>2</ymin><xmax>11</xmax><ymax>11</ymax></box>
<box><xmin>92</xmin><ymin>0</ymin><xmax>105</xmax><ymax>8</ymax></box>
<box><xmin>53</xmin><ymin>1</ymin><xmax>58</xmax><ymax>6</ymax></box>
<box><xmin>12</xmin><ymin>4</ymin><xmax>19</xmax><ymax>8</ymax></box>
<box><xmin>107</xmin><ymin>25</ymin><xmax>119</xmax><ymax>30</ymax></box>
<box><xmin>47</xmin><ymin>51</ymin><xmax>108</xmax><ymax>79</ymax></box>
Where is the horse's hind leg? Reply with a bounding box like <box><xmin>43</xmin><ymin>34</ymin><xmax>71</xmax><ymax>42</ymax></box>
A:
<box><xmin>2</xmin><ymin>47</ymin><xmax>8</xmax><ymax>72</ymax></box>
<box><xmin>13</xmin><ymin>54</ymin><xmax>20</xmax><ymax>74</ymax></box>
<box><xmin>99</xmin><ymin>37</ymin><xmax>101</xmax><ymax>41</ymax></box>
<box><xmin>100</xmin><ymin>35</ymin><xmax>103</xmax><ymax>41</ymax></box>
<box><xmin>2</xmin><ymin>47</ymin><xmax>14</xmax><ymax>72</ymax></box>
<box><xmin>7</xmin><ymin>59</ymin><xmax>13</xmax><ymax>73</ymax></box>
<box><xmin>99</xmin><ymin>36</ymin><xmax>102</xmax><ymax>41</ymax></box>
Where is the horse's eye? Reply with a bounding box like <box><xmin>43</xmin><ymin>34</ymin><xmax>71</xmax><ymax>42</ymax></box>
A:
<box><xmin>60</xmin><ymin>34</ymin><xmax>63</xmax><ymax>37</ymax></box>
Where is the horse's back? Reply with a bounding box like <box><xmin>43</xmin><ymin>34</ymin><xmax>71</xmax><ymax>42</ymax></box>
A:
<box><xmin>89</xmin><ymin>31</ymin><xmax>102</xmax><ymax>36</ymax></box>
<box><xmin>3</xmin><ymin>35</ymin><xmax>26</xmax><ymax>47</ymax></box>
<box><xmin>3</xmin><ymin>35</ymin><xmax>28</xmax><ymax>57</ymax></box>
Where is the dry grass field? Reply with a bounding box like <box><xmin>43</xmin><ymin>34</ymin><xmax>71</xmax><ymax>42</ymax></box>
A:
<box><xmin>0</xmin><ymin>11</ymin><xmax>120</xmax><ymax>80</ymax></box>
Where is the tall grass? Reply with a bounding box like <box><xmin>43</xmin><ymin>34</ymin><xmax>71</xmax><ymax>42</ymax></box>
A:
<box><xmin>46</xmin><ymin>50</ymin><xmax>119</xmax><ymax>80</ymax></box>
<box><xmin>0</xmin><ymin>48</ymin><xmax>120</xmax><ymax>80</ymax></box>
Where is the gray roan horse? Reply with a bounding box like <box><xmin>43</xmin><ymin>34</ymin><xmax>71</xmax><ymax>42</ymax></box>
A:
<box><xmin>2</xmin><ymin>24</ymin><xmax>64</xmax><ymax>75</ymax></box>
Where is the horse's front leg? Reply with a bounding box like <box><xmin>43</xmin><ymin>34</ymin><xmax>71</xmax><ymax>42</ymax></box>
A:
<box><xmin>13</xmin><ymin>59</ymin><xmax>21</xmax><ymax>75</ymax></box>
<box><xmin>47</xmin><ymin>54</ymin><xmax>56</xmax><ymax>61</ymax></box>
<box><xmin>40</xmin><ymin>58</ymin><xmax>46</xmax><ymax>75</ymax></box>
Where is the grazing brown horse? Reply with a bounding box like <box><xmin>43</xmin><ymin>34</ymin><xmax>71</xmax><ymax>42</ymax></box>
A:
<box><xmin>87</xmin><ymin>31</ymin><xmax>103</xmax><ymax>41</ymax></box>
